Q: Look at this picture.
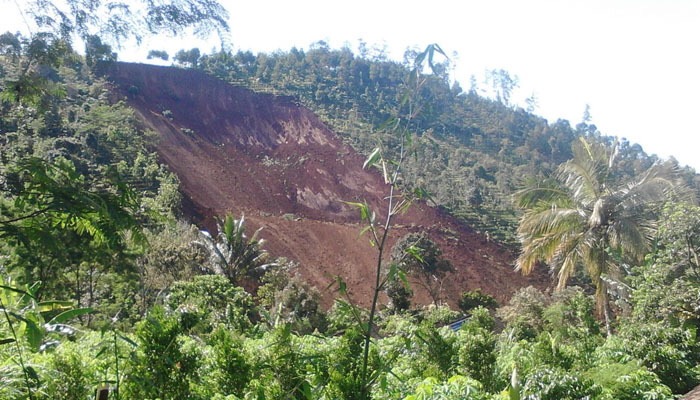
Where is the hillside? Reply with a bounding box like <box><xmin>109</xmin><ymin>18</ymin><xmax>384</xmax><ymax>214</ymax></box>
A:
<box><xmin>107</xmin><ymin>62</ymin><xmax>548</xmax><ymax>307</ymax></box>
<box><xmin>1</xmin><ymin>23</ymin><xmax>697</xmax><ymax>399</ymax></box>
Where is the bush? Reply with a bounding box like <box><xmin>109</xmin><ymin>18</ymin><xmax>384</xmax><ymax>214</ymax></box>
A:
<box><xmin>41</xmin><ymin>344</ymin><xmax>96</xmax><ymax>400</ymax></box>
<box><xmin>521</xmin><ymin>367</ymin><xmax>600</xmax><ymax>400</ymax></box>
<box><xmin>404</xmin><ymin>376</ymin><xmax>490</xmax><ymax>400</ymax></box>
<box><xmin>258</xmin><ymin>270</ymin><xmax>327</xmax><ymax>334</ymax></box>
<box><xmin>325</xmin><ymin>328</ymin><xmax>371</xmax><ymax>399</ymax></box>
<box><xmin>497</xmin><ymin>286</ymin><xmax>548</xmax><ymax>340</ymax></box>
<box><xmin>123</xmin><ymin>307</ymin><xmax>201</xmax><ymax>399</ymax></box>
<box><xmin>458</xmin><ymin>289</ymin><xmax>497</xmax><ymax>314</ymax></box>
<box><xmin>419</xmin><ymin>304</ymin><xmax>461</xmax><ymax>326</ymax></box>
<box><xmin>598</xmin><ymin>322</ymin><xmax>700</xmax><ymax>394</ymax></box>
<box><xmin>385</xmin><ymin>272</ymin><xmax>413</xmax><ymax>312</ymax></box>
<box><xmin>456</xmin><ymin>308</ymin><xmax>497</xmax><ymax>390</ymax></box>
<box><xmin>584</xmin><ymin>362</ymin><xmax>673</xmax><ymax>400</ymax></box>
<box><xmin>207</xmin><ymin>327</ymin><xmax>251</xmax><ymax>397</ymax></box>
<box><xmin>166</xmin><ymin>275</ymin><xmax>254</xmax><ymax>334</ymax></box>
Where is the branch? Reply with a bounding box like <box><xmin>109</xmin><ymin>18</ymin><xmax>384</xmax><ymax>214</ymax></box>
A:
<box><xmin>0</xmin><ymin>206</ymin><xmax>52</xmax><ymax>225</ymax></box>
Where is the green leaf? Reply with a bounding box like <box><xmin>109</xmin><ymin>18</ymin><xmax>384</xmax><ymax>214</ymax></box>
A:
<box><xmin>37</xmin><ymin>300</ymin><xmax>74</xmax><ymax>313</ymax></box>
<box><xmin>0</xmin><ymin>285</ymin><xmax>33</xmax><ymax>298</ymax></box>
<box><xmin>25</xmin><ymin>365</ymin><xmax>39</xmax><ymax>382</ymax></box>
<box><xmin>406</xmin><ymin>245</ymin><xmax>426</xmax><ymax>264</ymax></box>
<box><xmin>117</xmin><ymin>333</ymin><xmax>137</xmax><ymax>347</ymax></box>
<box><xmin>397</xmin><ymin>270</ymin><xmax>410</xmax><ymax>289</ymax></box>
<box><xmin>337</xmin><ymin>276</ymin><xmax>347</xmax><ymax>295</ymax></box>
<box><xmin>95</xmin><ymin>347</ymin><xmax>108</xmax><ymax>358</ymax></box>
<box><xmin>23</xmin><ymin>318</ymin><xmax>43</xmax><ymax>351</ymax></box>
<box><xmin>49</xmin><ymin>307</ymin><xmax>93</xmax><ymax>324</ymax></box>
<box><xmin>363</xmin><ymin>147</ymin><xmax>381</xmax><ymax>170</ymax></box>
<box><xmin>0</xmin><ymin>338</ymin><xmax>15</xmax><ymax>345</ymax></box>
<box><xmin>325</xmin><ymin>275</ymin><xmax>348</xmax><ymax>296</ymax></box>
<box><xmin>343</xmin><ymin>201</ymin><xmax>372</xmax><ymax>222</ymax></box>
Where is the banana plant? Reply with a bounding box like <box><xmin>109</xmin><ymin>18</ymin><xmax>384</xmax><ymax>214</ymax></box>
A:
<box><xmin>1</xmin><ymin>276</ymin><xmax>92</xmax><ymax>400</ymax></box>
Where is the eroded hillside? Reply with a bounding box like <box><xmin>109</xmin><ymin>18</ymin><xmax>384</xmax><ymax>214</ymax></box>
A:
<box><xmin>107</xmin><ymin>63</ymin><xmax>547</xmax><ymax>307</ymax></box>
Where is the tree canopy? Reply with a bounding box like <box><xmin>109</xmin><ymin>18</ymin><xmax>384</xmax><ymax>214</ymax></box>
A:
<box><xmin>14</xmin><ymin>0</ymin><xmax>229</xmax><ymax>47</ymax></box>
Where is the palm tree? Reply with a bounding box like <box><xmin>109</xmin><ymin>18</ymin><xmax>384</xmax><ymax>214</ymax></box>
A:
<box><xmin>515</xmin><ymin>137</ymin><xmax>683</xmax><ymax>334</ymax></box>
<box><xmin>196</xmin><ymin>214</ymin><xmax>274</xmax><ymax>285</ymax></box>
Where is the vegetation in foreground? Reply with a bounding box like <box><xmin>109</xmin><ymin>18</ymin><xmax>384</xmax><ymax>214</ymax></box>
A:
<box><xmin>1</xmin><ymin>1</ymin><xmax>699</xmax><ymax>398</ymax></box>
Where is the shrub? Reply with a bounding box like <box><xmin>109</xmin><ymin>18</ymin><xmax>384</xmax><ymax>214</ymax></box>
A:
<box><xmin>598</xmin><ymin>322</ymin><xmax>700</xmax><ymax>394</ymax></box>
<box><xmin>207</xmin><ymin>327</ymin><xmax>250</xmax><ymax>397</ymax></box>
<box><xmin>456</xmin><ymin>308</ymin><xmax>497</xmax><ymax>390</ymax></box>
<box><xmin>585</xmin><ymin>362</ymin><xmax>673</xmax><ymax>400</ymax></box>
<box><xmin>458</xmin><ymin>289</ymin><xmax>498</xmax><ymax>314</ymax></box>
<box><xmin>123</xmin><ymin>307</ymin><xmax>201</xmax><ymax>399</ymax></box>
<box><xmin>166</xmin><ymin>275</ymin><xmax>254</xmax><ymax>334</ymax></box>
<box><xmin>521</xmin><ymin>367</ymin><xmax>600</xmax><ymax>400</ymax></box>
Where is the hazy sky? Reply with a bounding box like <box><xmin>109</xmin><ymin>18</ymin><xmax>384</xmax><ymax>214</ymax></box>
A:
<box><xmin>4</xmin><ymin>0</ymin><xmax>699</xmax><ymax>170</ymax></box>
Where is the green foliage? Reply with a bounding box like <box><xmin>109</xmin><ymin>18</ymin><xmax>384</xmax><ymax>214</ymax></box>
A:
<box><xmin>257</xmin><ymin>268</ymin><xmax>327</xmax><ymax>334</ymax></box>
<box><xmin>0</xmin><ymin>277</ymin><xmax>93</xmax><ymax>400</ymax></box>
<box><xmin>258</xmin><ymin>325</ymin><xmax>313</xmax><ymax>399</ymax></box>
<box><xmin>124</xmin><ymin>306</ymin><xmax>202</xmax><ymax>399</ymax></box>
<box><xmin>385</xmin><ymin>269</ymin><xmax>413</xmax><ymax>312</ymax></box>
<box><xmin>629</xmin><ymin>202</ymin><xmax>700</xmax><ymax>329</ymax></box>
<box><xmin>325</xmin><ymin>328</ymin><xmax>374</xmax><ymax>400</ymax></box>
<box><xmin>206</xmin><ymin>327</ymin><xmax>251</xmax><ymax>397</ymax></box>
<box><xmin>515</xmin><ymin>137</ymin><xmax>686</xmax><ymax>332</ymax></box>
<box><xmin>1</xmin><ymin>44</ymin><xmax>181</xmax><ymax>323</ymax></box>
<box><xmin>196</xmin><ymin>214</ymin><xmax>274</xmax><ymax>285</ymax></box>
<box><xmin>418</xmin><ymin>304</ymin><xmax>461</xmax><ymax>326</ymax></box>
<box><xmin>84</xmin><ymin>35</ymin><xmax>116</xmax><ymax>75</ymax></box>
<box><xmin>325</xmin><ymin>299</ymin><xmax>369</xmax><ymax>334</ymax></box>
<box><xmin>456</xmin><ymin>308</ymin><xmax>497</xmax><ymax>390</ymax></box>
<box><xmin>166</xmin><ymin>275</ymin><xmax>254</xmax><ymax>334</ymax></box>
<box><xmin>147</xmin><ymin>49</ymin><xmax>170</xmax><ymax>61</ymax></box>
<box><xmin>414</xmin><ymin>324</ymin><xmax>458</xmax><ymax>380</ymax></box>
<box><xmin>39</xmin><ymin>343</ymin><xmax>97</xmax><ymax>400</ymax></box>
<box><xmin>136</xmin><ymin>221</ymin><xmax>203</xmax><ymax>312</ymax></box>
<box><xmin>584</xmin><ymin>362</ymin><xmax>673</xmax><ymax>400</ymax></box>
<box><xmin>391</xmin><ymin>232</ymin><xmax>452</xmax><ymax>304</ymax></box>
<box><xmin>12</xmin><ymin>0</ymin><xmax>229</xmax><ymax>48</ymax></box>
<box><xmin>597</xmin><ymin>321</ymin><xmax>700</xmax><ymax>394</ymax></box>
<box><xmin>404</xmin><ymin>375</ymin><xmax>489</xmax><ymax>400</ymax></box>
<box><xmin>175</xmin><ymin>48</ymin><xmax>202</xmax><ymax>68</ymax></box>
<box><xmin>0</xmin><ymin>277</ymin><xmax>91</xmax><ymax>352</ymax></box>
<box><xmin>3</xmin><ymin>156</ymin><xmax>140</xmax><ymax>250</ymax></box>
<box><xmin>520</xmin><ymin>367</ymin><xmax>600</xmax><ymax>400</ymax></box>
<box><xmin>497</xmin><ymin>286</ymin><xmax>549</xmax><ymax>340</ymax></box>
<box><xmin>458</xmin><ymin>289</ymin><xmax>498</xmax><ymax>314</ymax></box>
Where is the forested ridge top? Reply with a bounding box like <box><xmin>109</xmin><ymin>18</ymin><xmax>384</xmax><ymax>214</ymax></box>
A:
<box><xmin>175</xmin><ymin>44</ymin><xmax>698</xmax><ymax>245</ymax></box>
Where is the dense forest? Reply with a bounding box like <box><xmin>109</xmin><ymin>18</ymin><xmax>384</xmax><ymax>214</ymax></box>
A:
<box><xmin>1</xmin><ymin>1</ymin><xmax>699</xmax><ymax>399</ymax></box>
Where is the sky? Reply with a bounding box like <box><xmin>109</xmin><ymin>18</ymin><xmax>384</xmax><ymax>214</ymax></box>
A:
<box><xmin>3</xmin><ymin>0</ymin><xmax>700</xmax><ymax>170</ymax></box>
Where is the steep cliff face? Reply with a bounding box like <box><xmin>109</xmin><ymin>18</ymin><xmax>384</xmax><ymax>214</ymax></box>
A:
<box><xmin>107</xmin><ymin>62</ymin><xmax>547</xmax><ymax>307</ymax></box>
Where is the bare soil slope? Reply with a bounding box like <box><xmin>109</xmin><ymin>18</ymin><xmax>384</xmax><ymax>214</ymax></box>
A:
<box><xmin>108</xmin><ymin>63</ymin><xmax>548</xmax><ymax>308</ymax></box>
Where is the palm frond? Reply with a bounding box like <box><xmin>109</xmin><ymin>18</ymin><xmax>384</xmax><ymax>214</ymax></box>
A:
<box><xmin>515</xmin><ymin>137</ymin><xmax>688</xmax><ymax>318</ymax></box>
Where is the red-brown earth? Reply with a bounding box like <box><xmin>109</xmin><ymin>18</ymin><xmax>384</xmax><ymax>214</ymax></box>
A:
<box><xmin>107</xmin><ymin>63</ymin><xmax>548</xmax><ymax>308</ymax></box>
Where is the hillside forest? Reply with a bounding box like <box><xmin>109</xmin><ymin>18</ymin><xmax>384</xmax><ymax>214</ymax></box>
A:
<box><xmin>1</xmin><ymin>1</ymin><xmax>699</xmax><ymax>399</ymax></box>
